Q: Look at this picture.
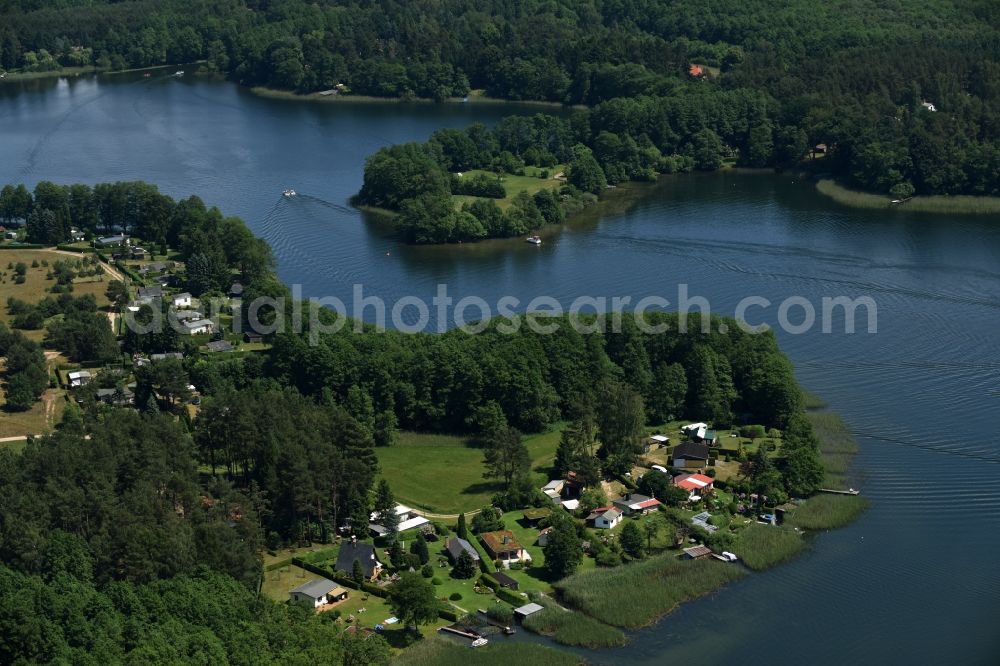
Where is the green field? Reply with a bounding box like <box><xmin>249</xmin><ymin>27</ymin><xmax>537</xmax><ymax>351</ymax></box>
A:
<box><xmin>376</xmin><ymin>428</ymin><xmax>564</xmax><ymax>514</ymax></box>
<box><xmin>452</xmin><ymin>166</ymin><xmax>564</xmax><ymax>211</ymax></box>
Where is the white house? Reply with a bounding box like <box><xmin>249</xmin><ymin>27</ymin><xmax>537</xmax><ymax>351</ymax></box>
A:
<box><xmin>172</xmin><ymin>292</ymin><xmax>193</xmax><ymax>308</ymax></box>
<box><xmin>68</xmin><ymin>370</ymin><xmax>93</xmax><ymax>387</ymax></box>
<box><xmin>182</xmin><ymin>318</ymin><xmax>214</xmax><ymax>335</ymax></box>
<box><xmin>369</xmin><ymin>504</ymin><xmax>429</xmax><ymax>537</ymax></box>
<box><xmin>587</xmin><ymin>506</ymin><xmax>623</xmax><ymax>529</ymax></box>
<box><xmin>681</xmin><ymin>422</ymin><xmax>708</xmax><ymax>440</ymax></box>
<box><xmin>541</xmin><ymin>479</ymin><xmax>564</xmax><ymax>504</ymax></box>
<box><xmin>289</xmin><ymin>578</ymin><xmax>348</xmax><ymax>608</ymax></box>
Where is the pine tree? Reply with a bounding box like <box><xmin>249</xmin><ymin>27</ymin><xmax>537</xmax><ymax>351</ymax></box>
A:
<box><xmin>373</xmin><ymin>479</ymin><xmax>400</xmax><ymax>543</ymax></box>
<box><xmin>352</xmin><ymin>558</ymin><xmax>365</xmax><ymax>583</ymax></box>
<box><xmin>452</xmin><ymin>550</ymin><xmax>476</xmax><ymax>579</ymax></box>
<box><xmin>412</xmin><ymin>532</ymin><xmax>429</xmax><ymax>564</ymax></box>
<box><xmin>457</xmin><ymin>513</ymin><xmax>468</xmax><ymax>540</ymax></box>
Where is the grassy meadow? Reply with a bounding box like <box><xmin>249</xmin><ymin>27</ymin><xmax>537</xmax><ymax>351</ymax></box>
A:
<box><xmin>554</xmin><ymin>554</ymin><xmax>746</xmax><ymax>629</ymax></box>
<box><xmin>732</xmin><ymin>524</ymin><xmax>804</xmax><ymax>571</ymax></box>
<box><xmin>522</xmin><ymin>603</ymin><xmax>627</xmax><ymax>648</ymax></box>
<box><xmin>787</xmin><ymin>494</ymin><xmax>869</xmax><ymax>531</ymax></box>
<box><xmin>376</xmin><ymin>427</ymin><xmax>563</xmax><ymax>514</ymax></box>
<box><xmin>816</xmin><ymin>179</ymin><xmax>1000</xmax><ymax>214</ymax></box>
<box><xmin>452</xmin><ymin>166</ymin><xmax>564</xmax><ymax>211</ymax></box>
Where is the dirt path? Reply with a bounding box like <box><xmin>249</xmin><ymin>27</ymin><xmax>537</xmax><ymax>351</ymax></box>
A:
<box><xmin>411</xmin><ymin>508</ymin><xmax>483</xmax><ymax>520</ymax></box>
<box><xmin>44</xmin><ymin>247</ymin><xmax>127</xmax><ymax>281</ymax></box>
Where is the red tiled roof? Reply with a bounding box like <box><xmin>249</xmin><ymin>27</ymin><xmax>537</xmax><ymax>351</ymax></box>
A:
<box><xmin>689</xmin><ymin>64</ymin><xmax>704</xmax><ymax>76</ymax></box>
<box><xmin>636</xmin><ymin>498</ymin><xmax>662</xmax><ymax>509</ymax></box>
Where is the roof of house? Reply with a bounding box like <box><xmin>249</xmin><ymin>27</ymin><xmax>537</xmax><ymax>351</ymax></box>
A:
<box><xmin>67</xmin><ymin>370</ymin><xmax>92</xmax><ymax>380</ymax></box>
<box><xmin>446</xmin><ymin>537</ymin><xmax>480</xmax><ymax>562</ymax></box>
<box><xmin>136</xmin><ymin>285</ymin><xmax>162</xmax><ymax>298</ymax></box>
<box><xmin>683</xmin><ymin>545</ymin><xmax>713</xmax><ymax>559</ymax></box>
<box><xmin>587</xmin><ymin>507</ymin><xmax>623</xmax><ymax>521</ymax></box>
<box><xmin>96</xmin><ymin>235</ymin><xmax>127</xmax><ymax>244</ymax></box>
<box><xmin>172</xmin><ymin>292</ymin><xmax>192</xmax><ymax>301</ymax></box>
<box><xmin>649</xmin><ymin>434</ymin><xmax>670</xmax><ymax>443</ymax></box>
<box><xmin>290</xmin><ymin>577</ymin><xmax>339</xmax><ymax>599</ymax></box>
<box><xmin>689</xmin><ymin>64</ymin><xmax>704</xmax><ymax>76</ymax></box>
<box><xmin>514</xmin><ymin>602</ymin><xmax>544</xmax><ymax>617</ymax></box>
<box><xmin>541</xmin><ymin>479</ymin><xmax>564</xmax><ymax>491</ymax></box>
<box><xmin>397</xmin><ymin>515</ymin><xmax>430</xmax><ymax>532</ymax></box>
<box><xmin>682</xmin><ymin>422</ymin><xmax>708</xmax><ymax>432</ymax></box>
<box><xmin>335</xmin><ymin>542</ymin><xmax>381</xmax><ymax>578</ymax></box>
<box><xmin>205</xmin><ymin>340</ymin><xmax>234</xmax><ymax>353</ymax></box>
<box><xmin>703</xmin><ymin>429</ymin><xmax>717</xmax><ymax>440</ymax></box>
<box><xmin>183</xmin><ymin>318</ymin><xmax>213</xmax><ymax>330</ymax></box>
<box><xmin>674</xmin><ymin>473</ymin><xmax>714</xmax><ymax>491</ymax></box>
<box><xmin>673</xmin><ymin>440</ymin><xmax>710</xmax><ymax>460</ymax></box>
<box><xmin>480</xmin><ymin>530</ymin><xmax>522</xmax><ymax>555</ymax></box>
<box><xmin>150</xmin><ymin>352</ymin><xmax>184</xmax><ymax>361</ymax></box>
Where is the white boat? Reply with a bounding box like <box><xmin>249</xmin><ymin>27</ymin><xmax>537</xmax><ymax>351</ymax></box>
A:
<box><xmin>470</xmin><ymin>638</ymin><xmax>488</xmax><ymax>648</ymax></box>
<box><xmin>526</xmin><ymin>235</ymin><xmax>542</xmax><ymax>245</ymax></box>
<box><xmin>173</xmin><ymin>71</ymin><xmax>184</xmax><ymax>77</ymax></box>
<box><xmin>282</xmin><ymin>189</ymin><xmax>297</xmax><ymax>198</ymax></box>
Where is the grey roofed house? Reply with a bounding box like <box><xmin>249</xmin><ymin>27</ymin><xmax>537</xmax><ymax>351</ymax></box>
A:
<box><xmin>334</xmin><ymin>542</ymin><xmax>382</xmax><ymax>579</ymax></box>
<box><xmin>493</xmin><ymin>571</ymin><xmax>519</xmax><ymax>590</ymax></box>
<box><xmin>205</xmin><ymin>340</ymin><xmax>234</xmax><ymax>353</ymax></box>
<box><xmin>95</xmin><ymin>235</ymin><xmax>128</xmax><ymax>247</ymax></box>
<box><xmin>182</xmin><ymin>318</ymin><xmax>214</xmax><ymax>334</ymax></box>
<box><xmin>290</xmin><ymin>578</ymin><xmax>339</xmax><ymax>599</ymax></box>
<box><xmin>136</xmin><ymin>285</ymin><xmax>162</xmax><ymax>300</ymax></box>
<box><xmin>139</xmin><ymin>261</ymin><xmax>168</xmax><ymax>275</ymax></box>
<box><xmin>445</xmin><ymin>537</ymin><xmax>480</xmax><ymax>563</ymax></box>
<box><xmin>513</xmin><ymin>602</ymin><xmax>544</xmax><ymax>619</ymax></box>
<box><xmin>672</xmin><ymin>440</ymin><xmax>710</xmax><ymax>461</ymax></box>
<box><xmin>96</xmin><ymin>387</ymin><xmax>135</xmax><ymax>405</ymax></box>
<box><xmin>150</xmin><ymin>352</ymin><xmax>184</xmax><ymax>362</ymax></box>
<box><xmin>174</xmin><ymin>310</ymin><xmax>203</xmax><ymax>321</ymax></box>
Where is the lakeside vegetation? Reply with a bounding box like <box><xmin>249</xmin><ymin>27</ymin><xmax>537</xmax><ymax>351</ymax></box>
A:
<box><xmin>392</xmin><ymin>638</ymin><xmax>583</xmax><ymax>666</ymax></box>
<box><xmin>523</xmin><ymin>603</ymin><xmax>627</xmax><ymax>648</ymax></box>
<box><xmin>555</xmin><ymin>555</ymin><xmax>746</xmax><ymax>629</ymax></box>
<box><xmin>787</xmin><ymin>494</ymin><xmax>869</xmax><ymax>531</ymax></box>
<box><xmin>816</xmin><ymin>180</ymin><xmax>1000</xmax><ymax>215</ymax></box>
<box><xmin>731</xmin><ymin>524</ymin><xmax>805</xmax><ymax>571</ymax></box>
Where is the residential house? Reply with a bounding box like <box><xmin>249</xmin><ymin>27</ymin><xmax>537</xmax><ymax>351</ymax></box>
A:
<box><xmin>479</xmin><ymin>530</ymin><xmax>529</xmax><ymax>566</ymax></box>
<box><xmin>174</xmin><ymin>310</ymin><xmax>203</xmax><ymax>322</ymax></box>
<box><xmin>537</xmin><ymin>526</ymin><xmax>553</xmax><ymax>547</ymax></box>
<box><xmin>182</xmin><ymin>318</ymin><xmax>214</xmax><ymax>335</ymax></box>
<box><xmin>67</xmin><ymin>370</ymin><xmax>92</xmax><ymax>388</ymax></box>
<box><xmin>96</xmin><ymin>387</ymin><xmax>135</xmax><ymax>406</ymax></box>
<box><xmin>586</xmin><ymin>506</ymin><xmax>623</xmax><ymax>529</ymax></box>
<box><xmin>563</xmin><ymin>470</ymin><xmax>586</xmax><ymax>498</ymax></box>
<box><xmin>334</xmin><ymin>541</ymin><xmax>382</xmax><ymax>580</ymax></box>
<box><xmin>674</xmin><ymin>473</ymin><xmax>715</xmax><ymax>498</ymax></box>
<box><xmin>69</xmin><ymin>227</ymin><xmax>86</xmax><ymax>242</ymax></box>
<box><xmin>243</xmin><ymin>332</ymin><xmax>264</xmax><ymax>344</ymax></box>
<box><xmin>612</xmin><ymin>493</ymin><xmax>662</xmax><ymax>516</ymax></box>
<box><xmin>921</xmin><ymin>101</ymin><xmax>937</xmax><ymax>112</ymax></box>
<box><xmin>205</xmin><ymin>340</ymin><xmax>234</xmax><ymax>353</ymax></box>
<box><xmin>368</xmin><ymin>504</ymin><xmax>428</xmax><ymax>537</ymax></box>
<box><xmin>150</xmin><ymin>352</ymin><xmax>184</xmax><ymax>362</ymax></box>
<box><xmin>172</xmin><ymin>292</ymin><xmax>193</xmax><ymax>308</ymax></box>
<box><xmin>541</xmin><ymin>479</ymin><xmax>564</xmax><ymax>504</ymax></box>
<box><xmin>445</xmin><ymin>537</ymin><xmax>481</xmax><ymax>564</ymax></box>
<box><xmin>95</xmin><ymin>235</ymin><xmax>128</xmax><ymax>248</ymax></box>
<box><xmin>129</xmin><ymin>246</ymin><xmax>147</xmax><ymax>260</ymax></box>
<box><xmin>139</xmin><ymin>261</ymin><xmax>168</xmax><ymax>276</ymax></box>
<box><xmin>681</xmin><ymin>422</ymin><xmax>708</xmax><ymax>439</ymax></box>
<box><xmin>136</xmin><ymin>285</ymin><xmax>163</xmax><ymax>302</ymax></box>
<box><xmin>289</xmin><ymin>578</ymin><xmax>348</xmax><ymax>608</ymax></box>
<box><xmin>672</xmin><ymin>441</ymin><xmax>710</xmax><ymax>469</ymax></box>
<box><xmin>4</xmin><ymin>230</ymin><xmax>17</xmax><ymax>240</ymax></box>
<box><xmin>689</xmin><ymin>64</ymin><xmax>705</xmax><ymax>77</ymax></box>
<box><xmin>701</xmin><ymin>430</ymin><xmax>719</xmax><ymax>446</ymax></box>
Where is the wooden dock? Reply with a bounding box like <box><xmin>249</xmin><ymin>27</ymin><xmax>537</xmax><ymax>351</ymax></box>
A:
<box><xmin>438</xmin><ymin>626</ymin><xmax>480</xmax><ymax>640</ymax></box>
<box><xmin>819</xmin><ymin>488</ymin><xmax>861</xmax><ymax>495</ymax></box>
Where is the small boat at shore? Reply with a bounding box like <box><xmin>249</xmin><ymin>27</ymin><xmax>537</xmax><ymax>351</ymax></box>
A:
<box><xmin>282</xmin><ymin>189</ymin><xmax>297</xmax><ymax>198</ymax></box>
<box><xmin>471</xmin><ymin>638</ymin><xmax>488</xmax><ymax>648</ymax></box>
<box><xmin>526</xmin><ymin>235</ymin><xmax>542</xmax><ymax>245</ymax></box>
<box><xmin>173</xmin><ymin>71</ymin><xmax>184</xmax><ymax>77</ymax></box>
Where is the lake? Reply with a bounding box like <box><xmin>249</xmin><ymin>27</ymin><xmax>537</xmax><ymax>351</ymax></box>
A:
<box><xmin>2</xmin><ymin>72</ymin><xmax>998</xmax><ymax>664</ymax></box>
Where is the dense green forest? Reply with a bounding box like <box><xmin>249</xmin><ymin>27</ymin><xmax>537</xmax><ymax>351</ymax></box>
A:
<box><xmin>2</xmin><ymin>0</ymin><xmax>999</xmax><ymax>196</ymax></box>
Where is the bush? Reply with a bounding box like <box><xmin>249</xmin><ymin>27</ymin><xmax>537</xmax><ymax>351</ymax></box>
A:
<box><xmin>486</xmin><ymin>604</ymin><xmax>513</xmax><ymax>624</ymax></box>
<box><xmin>431</xmin><ymin>577</ymin><xmax>442</xmax><ymax>585</ymax></box>
<box><xmin>449</xmin><ymin>592</ymin><xmax>462</xmax><ymax>601</ymax></box>
<box><xmin>479</xmin><ymin>574</ymin><xmax>499</xmax><ymax>591</ymax></box>
<box><xmin>421</xmin><ymin>564</ymin><xmax>434</xmax><ymax>578</ymax></box>
<box><xmin>496</xmin><ymin>587</ymin><xmax>523</xmax><ymax>606</ymax></box>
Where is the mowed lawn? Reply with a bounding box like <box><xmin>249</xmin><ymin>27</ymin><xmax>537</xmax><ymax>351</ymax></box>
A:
<box><xmin>452</xmin><ymin>165</ymin><xmax>564</xmax><ymax>211</ymax></box>
<box><xmin>376</xmin><ymin>427</ymin><xmax>565</xmax><ymax>514</ymax></box>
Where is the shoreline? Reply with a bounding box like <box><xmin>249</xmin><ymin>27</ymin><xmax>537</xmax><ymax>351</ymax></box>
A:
<box><xmin>249</xmin><ymin>86</ymin><xmax>581</xmax><ymax>109</ymax></box>
<box><xmin>0</xmin><ymin>62</ymin><xmax>203</xmax><ymax>84</ymax></box>
<box><xmin>815</xmin><ymin>178</ymin><xmax>1000</xmax><ymax>215</ymax></box>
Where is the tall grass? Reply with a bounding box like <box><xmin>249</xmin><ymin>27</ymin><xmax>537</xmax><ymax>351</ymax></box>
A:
<box><xmin>554</xmin><ymin>555</ymin><xmax>746</xmax><ymax>628</ymax></box>
<box><xmin>816</xmin><ymin>179</ymin><xmax>1000</xmax><ymax>214</ymax></box>
<box><xmin>392</xmin><ymin>637</ymin><xmax>582</xmax><ymax>666</ymax></box>
<box><xmin>806</xmin><ymin>412</ymin><xmax>859</xmax><ymax>488</ymax></box>
<box><xmin>523</xmin><ymin>604</ymin><xmax>627</xmax><ymax>648</ymax></box>
<box><xmin>732</xmin><ymin>525</ymin><xmax>804</xmax><ymax>570</ymax></box>
<box><xmin>788</xmin><ymin>495</ymin><xmax>869</xmax><ymax>530</ymax></box>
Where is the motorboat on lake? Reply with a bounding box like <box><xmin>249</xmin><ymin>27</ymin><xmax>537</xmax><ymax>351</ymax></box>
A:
<box><xmin>526</xmin><ymin>235</ymin><xmax>542</xmax><ymax>245</ymax></box>
<box><xmin>283</xmin><ymin>189</ymin><xmax>297</xmax><ymax>198</ymax></box>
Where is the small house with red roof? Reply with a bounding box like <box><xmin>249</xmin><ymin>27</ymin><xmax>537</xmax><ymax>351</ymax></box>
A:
<box><xmin>612</xmin><ymin>493</ymin><xmax>662</xmax><ymax>516</ymax></box>
<box><xmin>674</xmin><ymin>473</ymin><xmax>715</xmax><ymax>497</ymax></box>
<box><xmin>586</xmin><ymin>506</ymin><xmax>623</xmax><ymax>529</ymax></box>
